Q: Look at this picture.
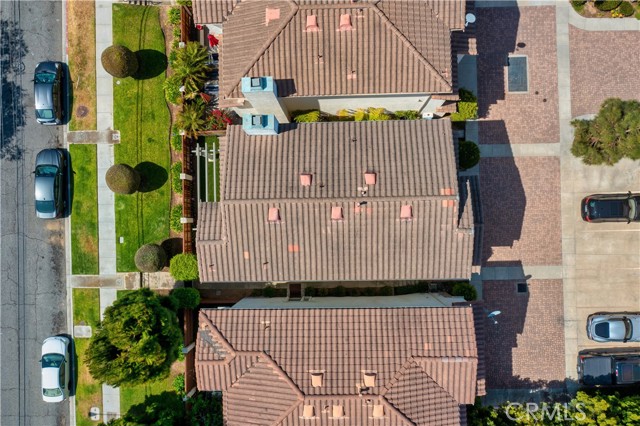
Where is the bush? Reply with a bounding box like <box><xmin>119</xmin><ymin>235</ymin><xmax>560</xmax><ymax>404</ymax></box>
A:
<box><xmin>172</xmin><ymin>374</ymin><xmax>185</xmax><ymax>397</ymax></box>
<box><xmin>305</xmin><ymin>287</ymin><xmax>317</xmax><ymax>297</ymax></box>
<box><xmin>134</xmin><ymin>244</ymin><xmax>167</xmax><ymax>272</ymax></box>
<box><xmin>617</xmin><ymin>1</ymin><xmax>634</xmax><ymax>16</ymax></box>
<box><xmin>354</xmin><ymin>109</ymin><xmax>368</xmax><ymax>121</ymax></box>
<box><xmin>101</xmin><ymin>45</ymin><xmax>138</xmax><ymax>78</ymax></box>
<box><xmin>458</xmin><ymin>140</ymin><xmax>481</xmax><ymax>170</ymax></box>
<box><xmin>595</xmin><ymin>0</ymin><xmax>621</xmax><ymax>11</ymax></box>
<box><xmin>317</xmin><ymin>287</ymin><xmax>330</xmax><ymax>297</ymax></box>
<box><xmin>163</xmin><ymin>74</ymin><xmax>182</xmax><ymax>105</ymax></box>
<box><xmin>171</xmin><ymin>133</ymin><xmax>182</xmax><ymax>152</ymax></box>
<box><xmin>168</xmin><ymin>7</ymin><xmax>181</xmax><ymax>26</ymax></box>
<box><xmin>367</xmin><ymin>107</ymin><xmax>391</xmax><ymax>121</ymax></box>
<box><xmin>169</xmin><ymin>253</ymin><xmax>199</xmax><ymax>281</ymax></box>
<box><xmin>171</xmin><ymin>287</ymin><xmax>201</xmax><ymax>309</ymax></box>
<box><xmin>334</xmin><ymin>286</ymin><xmax>346</xmax><ymax>297</ymax></box>
<box><xmin>571</xmin><ymin>0</ymin><xmax>587</xmax><ymax>12</ymax></box>
<box><xmin>171</xmin><ymin>162</ymin><xmax>183</xmax><ymax>194</ymax></box>
<box><xmin>394</xmin><ymin>110</ymin><xmax>421</xmax><ymax>120</ymax></box>
<box><xmin>292</xmin><ymin>110</ymin><xmax>322</xmax><ymax>123</ymax></box>
<box><xmin>105</xmin><ymin>164</ymin><xmax>141</xmax><ymax>194</ymax></box>
<box><xmin>451</xmin><ymin>102</ymin><xmax>478</xmax><ymax>122</ymax></box>
<box><xmin>170</xmin><ymin>205</ymin><xmax>183</xmax><ymax>232</ymax></box>
<box><xmin>451</xmin><ymin>282</ymin><xmax>477</xmax><ymax>301</ymax></box>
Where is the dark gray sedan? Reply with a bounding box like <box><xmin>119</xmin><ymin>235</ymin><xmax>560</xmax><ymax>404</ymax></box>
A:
<box><xmin>34</xmin><ymin>61</ymin><xmax>64</xmax><ymax>125</ymax></box>
<box><xmin>587</xmin><ymin>313</ymin><xmax>640</xmax><ymax>343</ymax></box>
<box><xmin>34</xmin><ymin>149</ymin><xmax>66</xmax><ymax>219</ymax></box>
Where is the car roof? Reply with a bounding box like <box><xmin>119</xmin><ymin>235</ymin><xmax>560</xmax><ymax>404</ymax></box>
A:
<box><xmin>42</xmin><ymin>367</ymin><xmax>60</xmax><ymax>390</ymax></box>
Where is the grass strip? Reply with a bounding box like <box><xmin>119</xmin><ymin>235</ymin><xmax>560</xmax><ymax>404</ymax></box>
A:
<box><xmin>69</xmin><ymin>145</ymin><xmax>99</xmax><ymax>274</ymax></box>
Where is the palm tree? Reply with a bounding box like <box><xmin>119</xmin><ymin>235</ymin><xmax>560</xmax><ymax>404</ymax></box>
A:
<box><xmin>173</xmin><ymin>42</ymin><xmax>210</xmax><ymax>94</ymax></box>
<box><xmin>176</xmin><ymin>98</ymin><xmax>207</xmax><ymax>139</ymax></box>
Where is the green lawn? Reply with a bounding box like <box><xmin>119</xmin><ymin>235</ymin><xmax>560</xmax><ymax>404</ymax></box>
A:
<box><xmin>120</xmin><ymin>365</ymin><xmax>182</xmax><ymax>414</ymax></box>
<box><xmin>113</xmin><ymin>4</ymin><xmax>171</xmax><ymax>272</ymax></box>
<box><xmin>72</xmin><ymin>289</ymin><xmax>102</xmax><ymax>426</ymax></box>
<box><xmin>70</xmin><ymin>145</ymin><xmax>99</xmax><ymax>274</ymax></box>
<box><xmin>200</xmin><ymin>136</ymin><xmax>220</xmax><ymax>202</ymax></box>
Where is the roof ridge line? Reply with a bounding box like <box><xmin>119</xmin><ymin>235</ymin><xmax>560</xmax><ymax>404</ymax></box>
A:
<box><xmin>371</xmin><ymin>2</ymin><xmax>451</xmax><ymax>91</ymax></box>
<box><xmin>223</xmin><ymin>0</ymin><xmax>300</xmax><ymax>98</ymax></box>
<box><xmin>219</xmin><ymin>195</ymin><xmax>461</xmax><ymax>204</ymax></box>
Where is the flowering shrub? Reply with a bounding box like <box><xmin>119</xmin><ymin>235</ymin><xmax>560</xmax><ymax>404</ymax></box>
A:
<box><xmin>206</xmin><ymin>109</ymin><xmax>232</xmax><ymax>130</ymax></box>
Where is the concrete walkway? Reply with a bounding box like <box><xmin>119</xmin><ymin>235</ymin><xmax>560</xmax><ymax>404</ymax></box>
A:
<box><xmin>95</xmin><ymin>0</ymin><xmax>121</xmax><ymax>422</ymax></box>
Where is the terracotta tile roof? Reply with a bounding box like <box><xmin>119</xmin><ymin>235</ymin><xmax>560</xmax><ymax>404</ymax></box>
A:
<box><xmin>196</xmin><ymin>307</ymin><xmax>480</xmax><ymax>426</ymax></box>
<box><xmin>193</xmin><ymin>0</ymin><xmax>239</xmax><ymax>24</ymax></box>
<box><xmin>218</xmin><ymin>0</ymin><xmax>462</xmax><ymax>99</ymax></box>
<box><xmin>195</xmin><ymin>120</ymin><xmax>475</xmax><ymax>283</ymax></box>
<box><xmin>221</xmin><ymin>120</ymin><xmax>457</xmax><ymax>201</ymax></box>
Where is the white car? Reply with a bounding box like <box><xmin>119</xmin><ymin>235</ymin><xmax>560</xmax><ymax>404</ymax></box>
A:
<box><xmin>586</xmin><ymin>313</ymin><xmax>640</xmax><ymax>343</ymax></box>
<box><xmin>40</xmin><ymin>336</ymin><xmax>70</xmax><ymax>403</ymax></box>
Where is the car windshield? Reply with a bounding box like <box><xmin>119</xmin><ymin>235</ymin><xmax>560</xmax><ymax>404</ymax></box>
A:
<box><xmin>624</xmin><ymin>317</ymin><xmax>633</xmax><ymax>340</ymax></box>
<box><xmin>35</xmin><ymin>165</ymin><xmax>58</xmax><ymax>177</ymax></box>
<box><xmin>36</xmin><ymin>109</ymin><xmax>54</xmax><ymax>120</ymax></box>
<box><xmin>41</xmin><ymin>353</ymin><xmax>64</xmax><ymax>368</ymax></box>
<box><xmin>35</xmin><ymin>200</ymin><xmax>55</xmax><ymax>213</ymax></box>
<box><xmin>35</xmin><ymin>71</ymin><xmax>56</xmax><ymax>84</ymax></box>
<box><xmin>43</xmin><ymin>387</ymin><xmax>62</xmax><ymax>397</ymax></box>
<box><xmin>629</xmin><ymin>199</ymin><xmax>637</xmax><ymax>221</ymax></box>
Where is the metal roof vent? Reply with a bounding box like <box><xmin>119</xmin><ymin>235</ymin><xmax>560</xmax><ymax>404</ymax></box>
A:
<box><xmin>400</xmin><ymin>205</ymin><xmax>413</xmax><ymax>221</ymax></box>
<box><xmin>311</xmin><ymin>372</ymin><xmax>323</xmax><ymax>387</ymax></box>
<box><xmin>302</xmin><ymin>405</ymin><xmax>315</xmax><ymax>418</ymax></box>
<box><xmin>332</xmin><ymin>405</ymin><xmax>345</xmax><ymax>418</ymax></box>
<box><xmin>338</xmin><ymin>14</ymin><xmax>354</xmax><ymax>31</ymax></box>
<box><xmin>268</xmin><ymin>207</ymin><xmax>281</xmax><ymax>223</ymax></box>
<box><xmin>300</xmin><ymin>173</ymin><xmax>312</xmax><ymax>186</ymax></box>
<box><xmin>372</xmin><ymin>405</ymin><xmax>385</xmax><ymax>418</ymax></box>
<box><xmin>363</xmin><ymin>372</ymin><xmax>376</xmax><ymax>387</ymax></box>
<box><xmin>364</xmin><ymin>172</ymin><xmax>376</xmax><ymax>185</ymax></box>
<box><xmin>305</xmin><ymin>15</ymin><xmax>320</xmax><ymax>32</ymax></box>
<box><xmin>331</xmin><ymin>206</ymin><xmax>344</xmax><ymax>221</ymax></box>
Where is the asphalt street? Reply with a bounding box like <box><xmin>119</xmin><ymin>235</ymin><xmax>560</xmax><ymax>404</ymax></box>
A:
<box><xmin>1</xmin><ymin>1</ymin><xmax>69</xmax><ymax>425</ymax></box>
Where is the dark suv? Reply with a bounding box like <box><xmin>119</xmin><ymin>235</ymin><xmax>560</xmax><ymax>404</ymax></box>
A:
<box><xmin>581</xmin><ymin>193</ymin><xmax>640</xmax><ymax>223</ymax></box>
<box><xmin>578</xmin><ymin>350</ymin><xmax>640</xmax><ymax>386</ymax></box>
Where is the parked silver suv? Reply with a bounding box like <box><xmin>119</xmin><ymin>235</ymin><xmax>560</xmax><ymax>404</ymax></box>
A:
<box><xmin>587</xmin><ymin>313</ymin><xmax>640</xmax><ymax>343</ymax></box>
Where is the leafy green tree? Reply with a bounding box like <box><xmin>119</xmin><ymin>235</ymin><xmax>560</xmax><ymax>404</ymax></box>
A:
<box><xmin>101</xmin><ymin>391</ymin><xmax>185</xmax><ymax>426</ymax></box>
<box><xmin>571</xmin><ymin>98</ymin><xmax>640</xmax><ymax>165</ymax></box>
<box><xmin>171</xmin><ymin>287</ymin><xmax>201</xmax><ymax>309</ymax></box>
<box><xmin>189</xmin><ymin>393</ymin><xmax>223</xmax><ymax>426</ymax></box>
<box><xmin>85</xmin><ymin>289</ymin><xmax>182</xmax><ymax>387</ymax></box>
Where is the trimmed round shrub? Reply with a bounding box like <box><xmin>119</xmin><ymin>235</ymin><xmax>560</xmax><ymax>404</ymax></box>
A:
<box><xmin>169</xmin><ymin>253</ymin><xmax>199</xmax><ymax>281</ymax></box>
<box><xmin>171</xmin><ymin>287</ymin><xmax>201</xmax><ymax>309</ymax></box>
<box><xmin>617</xmin><ymin>1</ymin><xmax>634</xmax><ymax>16</ymax></box>
<box><xmin>451</xmin><ymin>282</ymin><xmax>477</xmax><ymax>301</ymax></box>
<box><xmin>595</xmin><ymin>0</ymin><xmax>621</xmax><ymax>11</ymax></box>
<box><xmin>134</xmin><ymin>244</ymin><xmax>167</xmax><ymax>272</ymax></box>
<box><xmin>105</xmin><ymin>164</ymin><xmax>141</xmax><ymax>194</ymax></box>
<box><xmin>458</xmin><ymin>140</ymin><xmax>481</xmax><ymax>170</ymax></box>
<box><xmin>101</xmin><ymin>45</ymin><xmax>138</xmax><ymax>78</ymax></box>
<box><xmin>170</xmin><ymin>205</ymin><xmax>183</xmax><ymax>232</ymax></box>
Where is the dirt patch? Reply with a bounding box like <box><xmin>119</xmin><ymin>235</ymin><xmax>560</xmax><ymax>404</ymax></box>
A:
<box><xmin>67</xmin><ymin>0</ymin><xmax>97</xmax><ymax>130</ymax></box>
<box><xmin>80</xmin><ymin>234</ymin><xmax>99</xmax><ymax>257</ymax></box>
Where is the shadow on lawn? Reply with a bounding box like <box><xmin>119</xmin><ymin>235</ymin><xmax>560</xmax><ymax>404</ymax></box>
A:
<box><xmin>135</xmin><ymin>161</ymin><xmax>168</xmax><ymax>192</ymax></box>
<box><xmin>134</xmin><ymin>49</ymin><xmax>167</xmax><ymax>80</ymax></box>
